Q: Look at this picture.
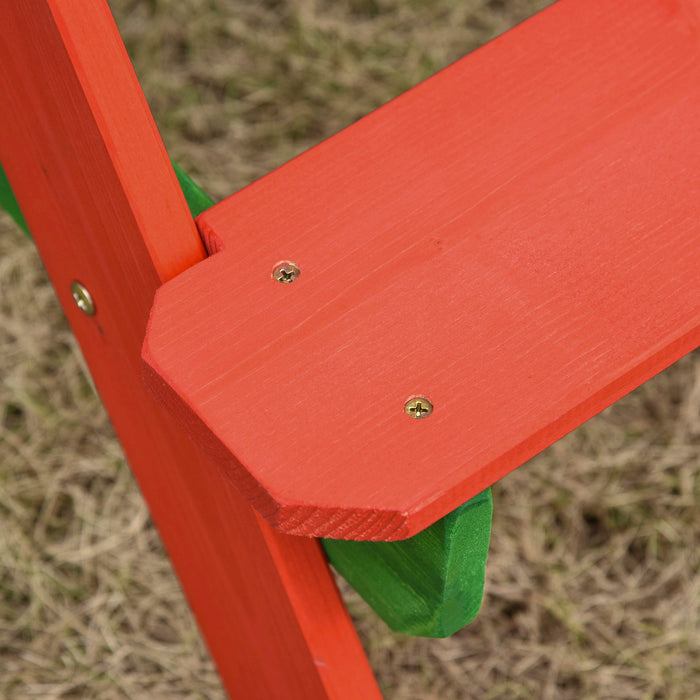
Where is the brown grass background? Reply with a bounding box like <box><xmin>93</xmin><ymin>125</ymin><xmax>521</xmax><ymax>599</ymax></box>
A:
<box><xmin>1</xmin><ymin>1</ymin><xmax>698</xmax><ymax>697</ymax></box>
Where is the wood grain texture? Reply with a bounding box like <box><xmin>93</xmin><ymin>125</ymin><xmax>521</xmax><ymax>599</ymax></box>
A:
<box><xmin>324</xmin><ymin>488</ymin><xmax>493</xmax><ymax>637</ymax></box>
<box><xmin>144</xmin><ymin>0</ymin><xmax>700</xmax><ymax>541</ymax></box>
<box><xmin>6</xmin><ymin>144</ymin><xmax>492</xmax><ymax>640</ymax></box>
<box><xmin>169</xmin><ymin>168</ymin><xmax>497</xmax><ymax>641</ymax></box>
<box><xmin>0</xmin><ymin>2</ymin><xmax>379</xmax><ymax>697</ymax></box>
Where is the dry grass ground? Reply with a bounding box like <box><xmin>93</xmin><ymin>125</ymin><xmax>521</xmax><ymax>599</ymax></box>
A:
<box><xmin>1</xmin><ymin>1</ymin><xmax>698</xmax><ymax>697</ymax></box>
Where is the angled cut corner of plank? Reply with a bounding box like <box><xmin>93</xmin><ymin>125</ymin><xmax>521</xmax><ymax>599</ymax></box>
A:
<box><xmin>142</xmin><ymin>0</ymin><xmax>700</xmax><ymax>541</ymax></box>
<box><xmin>168</xmin><ymin>165</ymin><xmax>498</xmax><ymax>639</ymax></box>
<box><xmin>323</xmin><ymin>489</ymin><xmax>493</xmax><ymax>638</ymax></box>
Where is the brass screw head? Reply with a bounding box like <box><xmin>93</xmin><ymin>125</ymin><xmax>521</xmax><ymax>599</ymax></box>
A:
<box><xmin>272</xmin><ymin>261</ymin><xmax>300</xmax><ymax>284</ymax></box>
<box><xmin>70</xmin><ymin>281</ymin><xmax>96</xmax><ymax>316</ymax></box>
<box><xmin>404</xmin><ymin>397</ymin><xmax>433</xmax><ymax>419</ymax></box>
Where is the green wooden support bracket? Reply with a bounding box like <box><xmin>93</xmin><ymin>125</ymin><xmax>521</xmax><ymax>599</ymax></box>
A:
<box><xmin>172</xmin><ymin>162</ymin><xmax>214</xmax><ymax>218</ymax></box>
<box><xmin>323</xmin><ymin>489</ymin><xmax>493</xmax><ymax>637</ymax></box>
<box><xmin>0</xmin><ymin>159</ymin><xmax>492</xmax><ymax>638</ymax></box>
<box><xmin>0</xmin><ymin>160</ymin><xmax>29</xmax><ymax>235</ymax></box>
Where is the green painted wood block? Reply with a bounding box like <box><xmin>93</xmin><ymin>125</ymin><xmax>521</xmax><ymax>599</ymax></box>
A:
<box><xmin>323</xmin><ymin>488</ymin><xmax>493</xmax><ymax>638</ymax></box>
<box><xmin>0</xmin><ymin>161</ymin><xmax>29</xmax><ymax>235</ymax></box>
<box><xmin>1</xmin><ymin>160</ymin><xmax>493</xmax><ymax>638</ymax></box>
<box><xmin>172</xmin><ymin>163</ymin><xmax>214</xmax><ymax>218</ymax></box>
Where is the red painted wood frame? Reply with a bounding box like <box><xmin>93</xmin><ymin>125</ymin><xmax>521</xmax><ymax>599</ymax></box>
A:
<box><xmin>0</xmin><ymin>1</ymin><xmax>379</xmax><ymax>698</ymax></box>
<box><xmin>2</xmin><ymin>0</ymin><xmax>700</xmax><ymax>695</ymax></box>
<box><xmin>144</xmin><ymin>0</ymin><xmax>700</xmax><ymax>540</ymax></box>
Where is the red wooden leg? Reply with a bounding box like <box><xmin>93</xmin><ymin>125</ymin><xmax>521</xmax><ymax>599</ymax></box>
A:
<box><xmin>0</xmin><ymin>1</ymin><xmax>379</xmax><ymax>697</ymax></box>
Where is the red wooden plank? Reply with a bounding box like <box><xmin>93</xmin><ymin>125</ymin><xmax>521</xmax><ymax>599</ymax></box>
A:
<box><xmin>0</xmin><ymin>1</ymin><xmax>379</xmax><ymax>697</ymax></box>
<box><xmin>144</xmin><ymin>0</ymin><xmax>700</xmax><ymax>541</ymax></box>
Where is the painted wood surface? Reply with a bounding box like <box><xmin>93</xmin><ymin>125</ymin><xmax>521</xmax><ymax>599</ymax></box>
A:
<box><xmin>324</xmin><ymin>488</ymin><xmax>493</xmax><ymax>637</ymax></box>
<box><xmin>167</xmin><ymin>170</ymin><xmax>497</xmax><ymax>639</ymax></box>
<box><xmin>173</xmin><ymin>163</ymin><xmax>215</xmax><ymax>218</ymax></box>
<box><xmin>144</xmin><ymin>0</ymin><xmax>700</xmax><ymax>541</ymax></box>
<box><xmin>0</xmin><ymin>2</ymin><xmax>380</xmax><ymax>698</ymax></box>
<box><xmin>0</xmin><ymin>161</ymin><xmax>28</xmax><ymax>234</ymax></box>
<box><xmin>3</xmin><ymin>153</ymin><xmax>493</xmax><ymax>640</ymax></box>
